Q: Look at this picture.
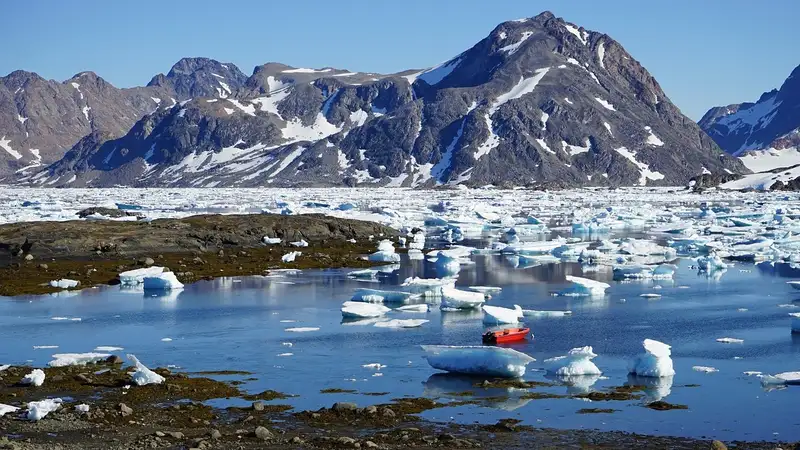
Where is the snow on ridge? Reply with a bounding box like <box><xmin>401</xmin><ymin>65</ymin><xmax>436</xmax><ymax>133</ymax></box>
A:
<box><xmin>499</xmin><ymin>31</ymin><xmax>533</xmax><ymax>55</ymax></box>
<box><xmin>211</xmin><ymin>73</ymin><xmax>224</xmax><ymax>79</ymax></box>
<box><xmin>333</xmin><ymin>72</ymin><xmax>359</xmax><ymax>77</ymax></box>
<box><xmin>644</xmin><ymin>126</ymin><xmax>664</xmax><ymax>147</ymax></box>
<box><xmin>595</xmin><ymin>97</ymin><xmax>616</xmax><ymax>111</ymax></box>
<box><xmin>281</xmin><ymin>68</ymin><xmax>332</xmax><ymax>74</ymax></box>
<box><xmin>564</xmin><ymin>97</ymin><xmax>573</xmax><ymax>105</ymax></box>
<box><xmin>615</xmin><ymin>147</ymin><xmax>664</xmax><ymax>186</ymax></box>
<box><xmin>418</xmin><ymin>56</ymin><xmax>463</xmax><ymax>86</ymax></box>
<box><xmin>349</xmin><ymin>109</ymin><xmax>369</xmax><ymax>127</ymax></box>
<box><xmin>739</xmin><ymin>147</ymin><xmax>800</xmax><ymax>173</ymax></box>
<box><xmin>564</xmin><ymin>23</ymin><xmax>587</xmax><ymax>45</ymax></box>
<box><xmin>269</xmin><ymin>147</ymin><xmax>307</xmax><ymax>178</ymax></box>
<box><xmin>252</xmin><ymin>90</ymin><xmax>290</xmax><ymax>117</ymax></box>
<box><xmin>228</xmin><ymin>99</ymin><xmax>255</xmax><ymax>116</ymax></box>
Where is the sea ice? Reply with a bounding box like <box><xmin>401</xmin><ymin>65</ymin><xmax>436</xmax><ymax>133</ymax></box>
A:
<box><xmin>544</xmin><ymin>346</ymin><xmax>602</xmax><ymax>376</ymax></box>
<box><xmin>49</xmin><ymin>279</ymin><xmax>79</xmax><ymax>289</ymax></box>
<box><xmin>760</xmin><ymin>371</ymin><xmax>800</xmax><ymax>386</ymax></box>
<box><xmin>374</xmin><ymin>319</ymin><xmax>429</xmax><ymax>328</ymax></box>
<box><xmin>27</xmin><ymin>398</ymin><xmax>62</xmax><ymax>421</ymax></box>
<box><xmin>21</xmin><ymin>369</ymin><xmax>45</xmax><ymax>386</ymax></box>
<box><xmin>628</xmin><ymin>339</ymin><xmax>675</xmax><ymax>377</ymax></box>
<box><xmin>128</xmin><ymin>354</ymin><xmax>166</xmax><ymax>386</ymax></box>
<box><xmin>422</xmin><ymin>345</ymin><xmax>535</xmax><ymax>378</ymax></box>
<box><xmin>49</xmin><ymin>353</ymin><xmax>111</xmax><ymax>367</ymax></box>
<box><xmin>481</xmin><ymin>305</ymin><xmax>523</xmax><ymax>325</ymax></box>
<box><xmin>434</xmin><ymin>252</ymin><xmax>461</xmax><ymax>276</ymax></box>
<box><xmin>468</xmin><ymin>286</ymin><xmax>502</xmax><ymax>293</ymax></box>
<box><xmin>119</xmin><ymin>267</ymin><xmax>165</xmax><ymax>285</ymax></box>
<box><xmin>341</xmin><ymin>301</ymin><xmax>391</xmax><ymax>318</ymax></box>
<box><xmin>142</xmin><ymin>272</ymin><xmax>184</xmax><ymax>290</ymax></box>
<box><xmin>440</xmin><ymin>287</ymin><xmax>485</xmax><ymax>309</ymax></box>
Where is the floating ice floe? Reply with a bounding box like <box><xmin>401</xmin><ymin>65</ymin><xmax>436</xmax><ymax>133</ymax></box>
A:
<box><xmin>119</xmin><ymin>267</ymin><xmax>165</xmax><ymax>285</ymax></box>
<box><xmin>521</xmin><ymin>309</ymin><xmax>572</xmax><ymax>318</ymax></box>
<box><xmin>692</xmin><ymin>366</ymin><xmax>719</xmax><ymax>373</ymax></box>
<box><xmin>362</xmin><ymin>363</ymin><xmax>386</xmax><ymax>370</ymax></box>
<box><xmin>697</xmin><ymin>255</ymin><xmax>728</xmax><ymax>271</ymax></box>
<box><xmin>395</xmin><ymin>304</ymin><xmax>429</xmax><ymax>313</ymax></box>
<box><xmin>374</xmin><ymin>319</ymin><xmax>429</xmax><ymax>328</ymax></box>
<box><xmin>0</xmin><ymin>403</ymin><xmax>19</xmax><ymax>417</ymax></box>
<box><xmin>94</xmin><ymin>346</ymin><xmax>123</xmax><ymax>352</ymax></box>
<box><xmin>544</xmin><ymin>346</ymin><xmax>602</xmax><ymax>376</ymax></box>
<box><xmin>628</xmin><ymin>339</ymin><xmax>675</xmax><ymax>377</ymax></box>
<box><xmin>433</xmin><ymin>252</ymin><xmax>461</xmax><ymax>276</ymax></box>
<box><xmin>48</xmin><ymin>353</ymin><xmax>111</xmax><ymax>367</ymax></box>
<box><xmin>49</xmin><ymin>279</ymin><xmax>79</xmax><ymax>289</ymax></box>
<box><xmin>21</xmin><ymin>369</ymin><xmax>46</xmax><ymax>386</ymax></box>
<box><xmin>142</xmin><ymin>272</ymin><xmax>183</xmax><ymax>290</ymax></box>
<box><xmin>716</xmin><ymin>337</ymin><xmax>744</xmax><ymax>344</ymax></box>
<box><xmin>128</xmin><ymin>354</ymin><xmax>165</xmax><ymax>386</ymax></box>
<box><xmin>351</xmin><ymin>288</ymin><xmax>419</xmax><ymax>304</ymax></box>
<box><xmin>561</xmin><ymin>275</ymin><xmax>609</xmax><ymax>296</ymax></box>
<box><xmin>27</xmin><ymin>398</ymin><xmax>62</xmax><ymax>421</ymax></box>
<box><xmin>282</xmin><ymin>251</ymin><xmax>302</xmax><ymax>263</ymax></box>
<box><xmin>285</xmin><ymin>327</ymin><xmax>320</xmax><ymax>332</ymax></box>
<box><xmin>481</xmin><ymin>305</ymin><xmax>523</xmax><ymax>325</ymax></box>
<box><xmin>787</xmin><ymin>281</ymin><xmax>800</xmax><ymax>291</ymax></box>
<box><xmin>401</xmin><ymin>277</ymin><xmax>455</xmax><ymax>297</ymax></box>
<box><xmin>469</xmin><ymin>286</ymin><xmax>502</xmax><ymax>293</ymax></box>
<box><xmin>421</xmin><ymin>345</ymin><xmax>535</xmax><ymax>378</ymax></box>
<box><xmin>341</xmin><ymin>301</ymin><xmax>390</xmax><ymax>319</ymax></box>
<box><xmin>640</xmin><ymin>293</ymin><xmax>662</xmax><ymax>299</ymax></box>
<box><xmin>368</xmin><ymin>239</ymin><xmax>401</xmax><ymax>263</ymax></box>
<box><xmin>790</xmin><ymin>313</ymin><xmax>800</xmax><ymax>333</ymax></box>
<box><xmin>440</xmin><ymin>287</ymin><xmax>485</xmax><ymax>310</ymax></box>
<box><xmin>760</xmin><ymin>371</ymin><xmax>800</xmax><ymax>387</ymax></box>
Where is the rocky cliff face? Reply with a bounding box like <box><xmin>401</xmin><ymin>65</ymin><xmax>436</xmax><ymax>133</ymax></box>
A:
<box><xmin>12</xmin><ymin>11</ymin><xmax>746</xmax><ymax>188</ymax></box>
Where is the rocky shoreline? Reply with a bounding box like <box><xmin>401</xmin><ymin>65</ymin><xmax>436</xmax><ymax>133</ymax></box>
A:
<box><xmin>0</xmin><ymin>213</ymin><xmax>396</xmax><ymax>296</ymax></box>
<box><xmin>0</xmin><ymin>362</ymin><xmax>788</xmax><ymax>450</ymax></box>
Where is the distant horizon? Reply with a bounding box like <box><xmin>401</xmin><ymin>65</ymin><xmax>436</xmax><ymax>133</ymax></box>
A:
<box><xmin>3</xmin><ymin>0</ymin><xmax>799</xmax><ymax>120</ymax></box>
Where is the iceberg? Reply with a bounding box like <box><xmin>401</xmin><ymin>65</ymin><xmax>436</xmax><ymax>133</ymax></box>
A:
<box><xmin>562</xmin><ymin>275</ymin><xmax>609</xmax><ymax>296</ymax></box>
<box><xmin>128</xmin><ymin>354</ymin><xmax>166</xmax><ymax>386</ymax></box>
<box><xmin>628</xmin><ymin>339</ymin><xmax>675</xmax><ymax>377</ymax></box>
<box><xmin>0</xmin><ymin>403</ymin><xmax>19</xmax><ymax>417</ymax></box>
<box><xmin>49</xmin><ymin>279</ymin><xmax>79</xmax><ymax>289</ymax></box>
<box><xmin>48</xmin><ymin>353</ymin><xmax>111</xmax><ymax>367</ymax></box>
<box><xmin>433</xmin><ymin>252</ymin><xmax>461</xmax><ymax>276</ymax></box>
<box><xmin>481</xmin><ymin>305</ymin><xmax>523</xmax><ymax>325</ymax></box>
<box><xmin>760</xmin><ymin>371</ymin><xmax>800</xmax><ymax>386</ymax></box>
<box><xmin>351</xmin><ymin>288</ymin><xmax>419</xmax><ymax>304</ymax></box>
<box><xmin>401</xmin><ymin>277</ymin><xmax>456</xmax><ymax>297</ymax></box>
<box><xmin>521</xmin><ymin>309</ymin><xmax>572</xmax><ymax>318</ymax></box>
<box><xmin>791</xmin><ymin>312</ymin><xmax>800</xmax><ymax>333</ymax></box>
<box><xmin>281</xmin><ymin>251</ymin><xmax>302</xmax><ymax>263</ymax></box>
<box><xmin>21</xmin><ymin>369</ymin><xmax>46</xmax><ymax>386</ymax></box>
<box><xmin>341</xmin><ymin>301</ymin><xmax>391</xmax><ymax>319</ymax></box>
<box><xmin>27</xmin><ymin>398</ymin><xmax>62</xmax><ymax>421</ymax></box>
<box><xmin>544</xmin><ymin>346</ymin><xmax>602</xmax><ymax>376</ymax></box>
<box><xmin>697</xmin><ymin>255</ymin><xmax>727</xmax><ymax>271</ymax></box>
<box><xmin>422</xmin><ymin>345</ymin><xmax>535</xmax><ymax>378</ymax></box>
<box><xmin>408</xmin><ymin>231</ymin><xmax>426</xmax><ymax>250</ymax></box>
<box><xmin>119</xmin><ymin>267</ymin><xmax>165</xmax><ymax>285</ymax></box>
<box><xmin>142</xmin><ymin>272</ymin><xmax>184</xmax><ymax>290</ymax></box>
<box><xmin>441</xmin><ymin>286</ymin><xmax>485</xmax><ymax>309</ymax></box>
<box><xmin>395</xmin><ymin>304</ymin><xmax>429</xmax><ymax>313</ymax></box>
<box><xmin>374</xmin><ymin>319</ymin><xmax>429</xmax><ymax>328</ymax></box>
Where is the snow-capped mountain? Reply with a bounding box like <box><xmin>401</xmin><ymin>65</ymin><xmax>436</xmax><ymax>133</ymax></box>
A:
<box><xmin>13</xmin><ymin>12</ymin><xmax>744</xmax><ymax>188</ymax></box>
<box><xmin>700</xmin><ymin>64</ymin><xmax>800</xmax><ymax>173</ymax></box>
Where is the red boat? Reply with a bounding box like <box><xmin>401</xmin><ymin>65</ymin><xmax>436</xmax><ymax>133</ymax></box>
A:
<box><xmin>482</xmin><ymin>327</ymin><xmax>530</xmax><ymax>344</ymax></box>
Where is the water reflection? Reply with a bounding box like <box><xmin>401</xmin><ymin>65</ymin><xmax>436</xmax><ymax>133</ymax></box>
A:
<box><xmin>546</xmin><ymin>374</ymin><xmax>601</xmax><ymax>395</ymax></box>
<box><xmin>626</xmin><ymin>374</ymin><xmax>673</xmax><ymax>403</ymax></box>
<box><xmin>423</xmin><ymin>373</ymin><xmax>532</xmax><ymax>411</ymax></box>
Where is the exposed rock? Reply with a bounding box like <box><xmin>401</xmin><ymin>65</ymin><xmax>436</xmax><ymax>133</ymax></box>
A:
<box><xmin>118</xmin><ymin>403</ymin><xmax>133</xmax><ymax>417</ymax></box>
<box><xmin>711</xmin><ymin>441</ymin><xmax>728</xmax><ymax>450</ymax></box>
<box><xmin>332</xmin><ymin>402</ymin><xmax>358</xmax><ymax>412</ymax></box>
<box><xmin>254</xmin><ymin>426</ymin><xmax>273</xmax><ymax>440</ymax></box>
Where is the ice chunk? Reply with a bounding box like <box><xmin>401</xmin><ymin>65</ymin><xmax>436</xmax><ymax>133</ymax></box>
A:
<box><xmin>281</xmin><ymin>251</ymin><xmax>302</xmax><ymax>263</ymax></box>
<box><xmin>395</xmin><ymin>304</ymin><xmax>429</xmax><ymax>313</ymax></box>
<box><xmin>697</xmin><ymin>255</ymin><xmax>728</xmax><ymax>271</ymax></box>
<box><xmin>285</xmin><ymin>327</ymin><xmax>320</xmax><ymax>332</ymax></box>
<box><xmin>94</xmin><ymin>346</ymin><xmax>123</xmax><ymax>352</ymax></box>
<box><xmin>408</xmin><ymin>231</ymin><xmax>426</xmax><ymax>250</ymax></box>
<box><xmin>434</xmin><ymin>252</ymin><xmax>461</xmax><ymax>276</ymax></box>
<box><xmin>49</xmin><ymin>279</ymin><xmax>79</xmax><ymax>289</ymax></box>
<box><xmin>441</xmin><ymin>287</ymin><xmax>485</xmax><ymax>309</ymax></box>
<box><xmin>262</xmin><ymin>236</ymin><xmax>282</xmax><ymax>244</ymax></box>
<box><xmin>760</xmin><ymin>371</ymin><xmax>800</xmax><ymax>386</ymax></box>
<box><xmin>21</xmin><ymin>369</ymin><xmax>45</xmax><ymax>386</ymax></box>
<box><xmin>0</xmin><ymin>364</ymin><xmax>9</xmax><ymax>372</ymax></box>
<box><xmin>128</xmin><ymin>354</ymin><xmax>166</xmax><ymax>386</ymax></box>
<box><xmin>75</xmin><ymin>404</ymin><xmax>90</xmax><ymax>413</ymax></box>
<box><xmin>351</xmin><ymin>288</ymin><xmax>418</xmax><ymax>304</ymax></box>
<box><xmin>787</xmin><ymin>281</ymin><xmax>800</xmax><ymax>291</ymax></box>
<box><xmin>521</xmin><ymin>309</ymin><xmax>572</xmax><ymax>318</ymax></box>
<box><xmin>374</xmin><ymin>319</ymin><xmax>429</xmax><ymax>328</ymax></box>
<box><xmin>692</xmin><ymin>366</ymin><xmax>718</xmax><ymax>373</ymax></box>
<box><xmin>49</xmin><ymin>353</ymin><xmax>111</xmax><ymax>367</ymax></box>
<box><xmin>791</xmin><ymin>312</ymin><xmax>800</xmax><ymax>332</ymax></box>
<box><xmin>628</xmin><ymin>339</ymin><xmax>675</xmax><ymax>377</ymax></box>
<box><xmin>142</xmin><ymin>272</ymin><xmax>183</xmax><ymax>290</ymax></box>
<box><xmin>422</xmin><ymin>345</ymin><xmax>535</xmax><ymax>378</ymax></box>
<box><xmin>544</xmin><ymin>346</ymin><xmax>602</xmax><ymax>376</ymax></box>
<box><xmin>562</xmin><ymin>275</ymin><xmax>609</xmax><ymax>296</ymax></box>
<box><xmin>368</xmin><ymin>239</ymin><xmax>401</xmax><ymax>262</ymax></box>
<box><xmin>119</xmin><ymin>267</ymin><xmax>165</xmax><ymax>285</ymax></box>
<box><xmin>401</xmin><ymin>277</ymin><xmax>456</xmax><ymax>297</ymax></box>
<box><xmin>468</xmin><ymin>286</ymin><xmax>502</xmax><ymax>293</ymax></box>
<box><xmin>481</xmin><ymin>305</ymin><xmax>523</xmax><ymax>325</ymax></box>
<box><xmin>362</xmin><ymin>363</ymin><xmax>386</xmax><ymax>370</ymax></box>
<box><xmin>0</xmin><ymin>403</ymin><xmax>19</xmax><ymax>417</ymax></box>
<box><xmin>290</xmin><ymin>239</ymin><xmax>309</xmax><ymax>247</ymax></box>
<box><xmin>341</xmin><ymin>301</ymin><xmax>391</xmax><ymax>318</ymax></box>
<box><xmin>716</xmin><ymin>337</ymin><xmax>744</xmax><ymax>344</ymax></box>
<box><xmin>27</xmin><ymin>398</ymin><xmax>62</xmax><ymax>421</ymax></box>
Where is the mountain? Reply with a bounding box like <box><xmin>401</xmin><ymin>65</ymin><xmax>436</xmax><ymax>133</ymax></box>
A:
<box><xmin>700</xmin><ymin>64</ymin><xmax>800</xmax><ymax>173</ymax></box>
<box><xmin>16</xmin><ymin>11</ymin><xmax>745</xmax><ymax>188</ymax></box>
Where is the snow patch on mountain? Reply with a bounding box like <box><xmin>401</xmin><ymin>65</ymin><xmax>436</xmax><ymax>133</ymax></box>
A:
<box><xmin>418</xmin><ymin>57</ymin><xmax>463</xmax><ymax>86</ymax></box>
<box><xmin>615</xmin><ymin>147</ymin><xmax>664</xmax><ymax>185</ymax></box>
<box><xmin>644</xmin><ymin>126</ymin><xmax>664</xmax><ymax>147</ymax></box>
<box><xmin>0</xmin><ymin>137</ymin><xmax>22</xmax><ymax>160</ymax></box>
<box><xmin>595</xmin><ymin>98</ymin><xmax>615</xmax><ymax>111</ymax></box>
<box><xmin>739</xmin><ymin>147</ymin><xmax>800</xmax><ymax>172</ymax></box>
<box><xmin>499</xmin><ymin>31</ymin><xmax>534</xmax><ymax>55</ymax></box>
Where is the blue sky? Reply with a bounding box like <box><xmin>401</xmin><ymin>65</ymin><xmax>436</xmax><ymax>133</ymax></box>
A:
<box><xmin>4</xmin><ymin>0</ymin><xmax>798</xmax><ymax>120</ymax></box>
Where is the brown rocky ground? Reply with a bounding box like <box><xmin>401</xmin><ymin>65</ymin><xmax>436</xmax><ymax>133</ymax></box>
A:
<box><xmin>0</xmin><ymin>214</ymin><xmax>397</xmax><ymax>296</ymax></box>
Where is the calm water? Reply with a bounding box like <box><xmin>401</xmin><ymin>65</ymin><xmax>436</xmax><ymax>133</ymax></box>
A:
<box><xmin>1</xmin><ymin>255</ymin><xmax>799</xmax><ymax>441</ymax></box>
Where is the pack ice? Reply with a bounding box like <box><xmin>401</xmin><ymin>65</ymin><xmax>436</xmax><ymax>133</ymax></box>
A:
<box><xmin>628</xmin><ymin>339</ymin><xmax>675</xmax><ymax>377</ymax></box>
<box><xmin>422</xmin><ymin>345</ymin><xmax>535</xmax><ymax>378</ymax></box>
<box><xmin>544</xmin><ymin>346</ymin><xmax>602</xmax><ymax>376</ymax></box>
